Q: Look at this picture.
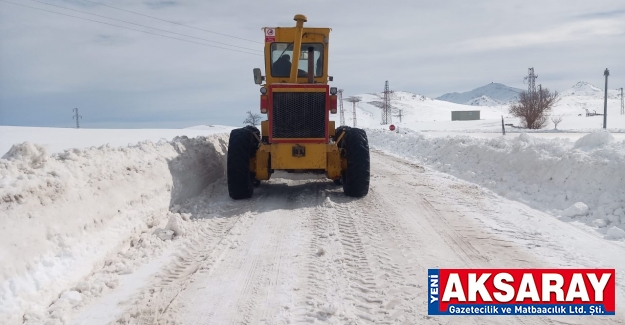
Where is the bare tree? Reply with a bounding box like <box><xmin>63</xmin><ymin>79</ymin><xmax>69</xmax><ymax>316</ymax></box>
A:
<box><xmin>550</xmin><ymin>114</ymin><xmax>564</xmax><ymax>130</ymax></box>
<box><xmin>509</xmin><ymin>87</ymin><xmax>559</xmax><ymax>129</ymax></box>
<box><xmin>243</xmin><ymin>111</ymin><xmax>262</xmax><ymax>127</ymax></box>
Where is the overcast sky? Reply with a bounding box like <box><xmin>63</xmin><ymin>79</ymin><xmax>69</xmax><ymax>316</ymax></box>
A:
<box><xmin>1</xmin><ymin>0</ymin><xmax>624</xmax><ymax>128</ymax></box>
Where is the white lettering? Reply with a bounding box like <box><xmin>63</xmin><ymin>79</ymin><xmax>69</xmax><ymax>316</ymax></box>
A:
<box><xmin>516</xmin><ymin>273</ymin><xmax>540</xmax><ymax>302</ymax></box>
<box><xmin>542</xmin><ymin>273</ymin><xmax>564</xmax><ymax>301</ymax></box>
<box><xmin>565</xmin><ymin>273</ymin><xmax>589</xmax><ymax>301</ymax></box>
<box><xmin>468</xmin><ymin>273</ymin><xmax>492</xmax><ymax>302</ymax></box>
<box><xmin>442</xmin><ymin>273</ymin><xmax>466</xmax><ymax>302</ymax></box>
<box><xmin>493</xmin><ymin>272</ymin><xmax>514</xmax><ymax>302</ymax></box>
<box><xmin>587</xmin><ymin>273</ymin><xmax>611</xmax><ymax>302</ymax></box>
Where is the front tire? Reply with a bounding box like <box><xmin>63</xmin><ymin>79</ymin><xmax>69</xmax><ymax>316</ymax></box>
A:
<box><xmin>227</xmin><ymin>128</ymin><xmax>256</xmax><ymax>200</ymax></box>
<box><xmin>341</xmin><ymin>128</ymin><xmax>370</xmax><ymax>197</ymax></box>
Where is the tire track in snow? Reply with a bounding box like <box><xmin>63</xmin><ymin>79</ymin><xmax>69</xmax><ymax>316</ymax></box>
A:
<box><xmin>334</xmin><ymin>201</ymin><xmax>386</xmax><ymax>323</ymax></box>
<box><xmin>372</xmin><ymin>151</ymin><xmax>625</xmax><ymax>325</ymax></box>
<box><xmin>373</xmin><ymin>152</ymin><xmax>552</xmax><ymax>325</ymax></box>
<box><xmin>131</xmin><ymin>217</ymin><xmax>246</xmax><ymax>324</ymax></box>
<box><xmin>222</xmin><ymin>187</ymin><xmax>310</xmax><ymax>325</ymax></box>
<box><xmin>67</xmin><ymin>149</ymin><xmax>624</xmax><ymax>325</ymax></box>
<box><xmin>291</xmin><ymin>185</ymin><xmax>339</xmax><ymax>323</ymax></box>
<box><xmin>113</xmin><ymin>187</ymin><xmax>264</xmax><ymax>325</ymax></box>
<box><xmin>350</xmin><ymin>189</ymin><xmax>423</xmax><ymax>323</ymax></box>
<box><xmin>167</xmin><ymin>179</ymin><xmax>318</xmax><ymax>324</ymax></box>
<box><xmin>294</xmin><ymin>189</ymin><xmax>408</xmax><ymax>324</ymax></box>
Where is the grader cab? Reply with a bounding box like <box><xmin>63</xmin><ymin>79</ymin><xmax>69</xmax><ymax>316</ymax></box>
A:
<box><xmin>227</xmin><ymin>14</ymin><xmax>370</xmax><ymax>199</ymax></box>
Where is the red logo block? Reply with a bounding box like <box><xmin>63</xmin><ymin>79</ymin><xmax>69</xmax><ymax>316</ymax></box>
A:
<box><xmin>428</xmin><ymin>269</ymin><xmax>616</xmax><ymax>316</ymax></box>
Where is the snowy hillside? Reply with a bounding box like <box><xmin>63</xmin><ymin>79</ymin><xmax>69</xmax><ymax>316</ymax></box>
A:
<box><xmin>332</xmin><ymin>90</ymin><xmax>508</xmax><ymax>130</ymax></box>
<box><xmin>465</xmin><ymin>95</ymin><xmax>504</xmax><ymax>106</ymax></box>
<box><xmin>334</xmin><ymin>83</ymin><xmax>624</xmax><ymax>133</ymax></box>
<box><xmin>549</xmin><ymin>82</ymin><xmax>624</xmax><ymax>131</ymax></box>
<box><xmin>561</xmin><ymin>81</ymin><xmax>620</xmax><ymax>98</ymax></box>
<box><xmin>437</xmin><ymin>82</ymin><xmax>523</xmax><ymax>105</ymax></box>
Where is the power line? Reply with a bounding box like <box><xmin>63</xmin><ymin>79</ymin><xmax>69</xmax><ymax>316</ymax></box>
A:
<box><xmin>27</xmin><ymin>0</ymin><xmax>261</xmax><ymax>53</ymax></box>
<box><xmin>81</xmin><ymin>0</ymin><xmax>262</xmax><ymax>44</ymax></box>
<box><xmin>346</xmin><ymin>96</ymin><xmax>361</xmax><ymax>128</ymax></box>
<box><xmin>394</xmin><ymin>109</ymin><xmax>403</xmax><ymax>123</ymax></box>
<box><xmin>0</xmin><ymin>1</ymin><xmax>262</xmax><ymax>56</ymax></box>
<box><xmin>523</xmin><ymin>67</ymin><xmax>538</xmax><ymax>93</ymax></box>
<box><xmin>603</xmin><ymin>68</ymin><xmax>609</xmax><ymax>129</ymax></box>
<box><xmin>621</xmin><ymin>87</ymin><xmax>625</xmax><ymax>115</ymax></box>
<box><xmin>73</xmin><ymin>108</ymin><xmax>82</xmax><ymax>128</ymax></box>
<box><xmin>381</xmin><ymin>80</ymin><xmax>393</xmax><ymax>125</ymax></box>
<box><xmin>338</xmin><ymin>89</ymin><xmax>345</xmax><ymax>126</ymax></box>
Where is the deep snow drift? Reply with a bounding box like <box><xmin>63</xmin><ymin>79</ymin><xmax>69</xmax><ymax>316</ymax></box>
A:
<box><xmin>0</xmin><ymin>135</ymin><xmax>227</xmax><ymax>324</ymax></box>
<box><xmin>368</xmin><ymin>129</ymin><xmax>625</xmax><ymax>239</ymax></box>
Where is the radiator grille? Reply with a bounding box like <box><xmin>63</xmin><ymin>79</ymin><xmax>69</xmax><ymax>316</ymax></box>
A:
<box><xmin>272</xmin><ymin>92</ymin><xmax>326</xmax><ymax>138</ymax></box>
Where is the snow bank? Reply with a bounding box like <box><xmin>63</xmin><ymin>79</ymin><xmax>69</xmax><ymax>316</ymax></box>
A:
<box><xmin>368</xmin><ymin>130</ymin><xmax>625</xmax><ymax>238</ymax></box>
<box><xmin>0</xmin><ymin>125</ymin><xmax>234</xmax><ymax>156</ymax></box>
<box><xmin>573</xmin><ymin>130</ymin><xmax>614</xmax><ymax>149</ymax></box>
<box><xmin>0</xmin><ymin>135</ymin><xmax>227</xmax><ymax>324</ymax></box>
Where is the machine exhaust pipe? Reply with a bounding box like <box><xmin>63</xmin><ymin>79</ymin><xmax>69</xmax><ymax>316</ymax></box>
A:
<box><xmin>307</xmin><ymin>46</ymin><xmax>314</xmax><ymax>84</ymax></box>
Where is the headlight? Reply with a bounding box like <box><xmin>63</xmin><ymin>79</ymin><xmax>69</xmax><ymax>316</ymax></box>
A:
<box><xmin>330</xmin><ymin>87</ymin><xmax>337</xmax><ymax>95</ymax></box>
<box><xmin>260</xmin><ymin>87</ymin><xmax>268</xmax><ymax>94</ymax></box>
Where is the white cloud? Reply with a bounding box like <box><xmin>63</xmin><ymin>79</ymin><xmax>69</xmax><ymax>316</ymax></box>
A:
<box><xmin>458</xmin><ymin>18</ymin><xmax>625</xmax><ymax>51</ymax></box>
<box><xmin>0</xmin><ymin>0</ymin><xmax>624</xmax><ymax>127</ymax></box>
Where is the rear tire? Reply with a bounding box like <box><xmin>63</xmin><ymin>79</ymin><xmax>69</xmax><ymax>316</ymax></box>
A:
<box><xmin>341</xmin><ymin>128</ymin><xmax>370</xmax><ymax>197</ymax></box>
<box><xmin>243</xmin><ymin>125</ymin><xmax>260</xmax><ymax>156</ymax></box>
<box><xmin>227</xmin><ymin>128</ymin><xmax>256</xmax><ymax>200</ymax></box>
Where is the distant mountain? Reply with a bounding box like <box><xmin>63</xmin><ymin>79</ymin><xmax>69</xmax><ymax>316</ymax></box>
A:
<box><xmin>560</xmin><ymin>81</ymin><xmax>621</xmax><ymax>99</ymax></box>
<box><xmin>561</xmin><ymin>81</ymin><xmax>603</xmax><ymax>97</ymax></box>
<box><xmin>464</xmin><ymin>95</ymin><xmax>504</xmax><ymax>106</ymax></box>
<box><xmin>437</xmin><ymin>83</ymin><xmax>523</xmax><ymax>105</ymax></box>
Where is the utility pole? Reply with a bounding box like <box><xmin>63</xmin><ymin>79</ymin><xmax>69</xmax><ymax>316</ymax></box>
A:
<box><xmin>394</xmin><ymin>109</ymin><xmax>403</xmax><ymax>123</ymax></box>
<box><xmin>603</xmin><ymin>68</ymin><xmax>609</xmax><ymax>129</ymax></box>
<box><xmin>338</xmin><ymin>89</ymin><xmax>346</xmax><ymax>126</ymax></box>
<box><xmin>346</xmin><ymin>96</ymin><xmax>361</xmax><ymax>128</ymax></box>
<box><xmin>72</xmin><ymin>108</ymin><xmax>82</xmax><ymax>129</ymax></box>
<box><xmin>381</xmin><ymin>80</ymin><xmax>393</xmax><ymax>125</ymax></box>
<box><xmin>621</xmin><ymin>87</ymin><xmax>625</xmax><ymax>115</ymax></box>
<box><xmin>523</xmin><ymin>68</ymin><xmax>538</xmax><ymax>94</ymax></box>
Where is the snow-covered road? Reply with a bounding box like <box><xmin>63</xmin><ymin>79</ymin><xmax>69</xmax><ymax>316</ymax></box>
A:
<box><xmin>58</xmin><ymin>150</ymin><xmax>625</xmax><ymax>325</ymax></box>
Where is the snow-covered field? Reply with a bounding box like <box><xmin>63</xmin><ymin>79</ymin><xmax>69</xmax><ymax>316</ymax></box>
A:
<box><xmin>1</xmin><ymin>82</ymin><xmax>624</xmax><ymax>324</ymax></box>
<box><xmin>0</xmin><ymin>125</ymin><xmax>233</xmax><ymax>155</ymax></box>
<box><xmin>334</xmin><ymin>81</ymin><xmax>625</xmax><ymax>134</ymax></box>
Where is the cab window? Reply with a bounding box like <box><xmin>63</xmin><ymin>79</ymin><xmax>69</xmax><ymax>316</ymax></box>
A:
<box><xmin>270</xmin><ymin>43</ymin><xmax>324</xmax><ymax>78</ymax></box>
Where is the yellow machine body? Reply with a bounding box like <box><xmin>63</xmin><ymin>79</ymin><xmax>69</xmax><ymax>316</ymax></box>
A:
<box><xmin>253</xmin><ymin>14</ymin><xmax>343</xmax><ymax>181</ymax></box>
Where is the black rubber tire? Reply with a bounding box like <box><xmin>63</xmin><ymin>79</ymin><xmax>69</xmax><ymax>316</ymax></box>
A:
<box><xmin>243</xmin><ymin>125</ymin><xmax>260</xmax><ymax>156</ymax></box>
<box><xmin>341</xmin><ymin>128</ymin><xmax>370</xmax><ymax>197</ymax></box>
<box><xmin>227</xmin><ymin>128</ymin><xmax>255</xmax><ymax>200</ymax></box>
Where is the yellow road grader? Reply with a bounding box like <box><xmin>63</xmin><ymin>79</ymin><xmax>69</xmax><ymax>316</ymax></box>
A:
<box><xmin>227</xmin><ymin>14</ymin><xmax>370</xmax><ymax>199</ymax></box>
